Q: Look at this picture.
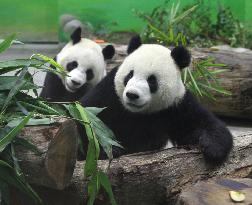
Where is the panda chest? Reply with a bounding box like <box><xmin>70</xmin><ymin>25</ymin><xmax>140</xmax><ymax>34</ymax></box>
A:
<box><xmin>112</xmin><ymin>114</ymin><xmax>169</xmax><ymax>152</ymax></box>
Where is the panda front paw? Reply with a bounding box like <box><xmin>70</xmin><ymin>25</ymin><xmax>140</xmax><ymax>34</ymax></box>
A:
<box><xmin>199</xmin><ymin>136</ymin><xmax>230</xmax><ymax>165</ymax></box>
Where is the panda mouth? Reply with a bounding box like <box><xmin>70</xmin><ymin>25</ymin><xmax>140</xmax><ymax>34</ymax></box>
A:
<box><xmin>65</xmin><ymin>84</ymin><xmax>78</xmax><ymax>93</ymax></box>
<box><xmin>126</xmin><ymin>102</ymin><xmax>146</xmax><ymax>109</ymax></box>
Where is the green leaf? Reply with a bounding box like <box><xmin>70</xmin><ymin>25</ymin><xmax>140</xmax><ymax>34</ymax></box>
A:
<box><xmin>85</xmin><ymin>109</ymin><xmax>123</xmax><ymax>160</ymax></box>
<box><xmin>148</xmin><ymin>23</ymin><xmax>170</xmax><ymax>43</ymax></box>
<box><xmin>1</xmin><ymin>67</ymin><xmax>29</xmax><ymax>112</ymax></box>
<box><xmin>98</xmin><ymin>171</ymin><xmax>117</xmax><ymax>205</ymax></box>
<box><xmin>37</xmin><ymin>101</ymin><xmax>63</xmax><ymax>115</ymax></box>
<box><xmin>198</xmin><ymin>83</ymin><xmax>232</xmax><ymax>96</ymax></box>
<box><xmin>86</xmin><ymin>107</ymin><xmax>106</xmax><ymax>116</ymax></box>
<box><xmin>0</xmin><ymin>38</ymin><xmax>23</xmax><ymax>45</ymax></box>
<box><xmin>0</xmin><ymin>113</ymin><xmax>32</xmax><ymax>152</ymax></box>
<box><xmin>171</xmin><ymin>5</ymin><xmax>198</xmax><ymax>25</ymax></box>
<box><xmin>7</xmin><ymin>117</ymin><xmax>55</xmax><ymax>127</ymax></box>
<box><xmin>0</xmin><ymin>76</ymin><xmax>40</xmax><ymax>91</ymax></box>
<box><xmin>18</xmin><ymin>101</ymin><xmax>65</xmax><ymax>116</ymax></box>
<box><xmin>32</xmin><ymin>54</ymin><xmax>68</xmax><ymax>77</ymax></box>
<box><xmin>187</xmin><ymin>68</ymin><xmax>203</xmax><ymax>96</ymax></box>
<box><xmin>0</xmin><ymin>34</ymin><xmax>16</xmax><ymax>54</ymax></box>
<box><xmin>64</xmin><ymin>104</ymin><xmax>80</xmax><ymax>119</ymax></box>
<box><xmin>182</xmin><ymin>67</ymin><xmax>188</xmax><ymax>84</ymax></box>
<box><xmin>66</xmin><ymin>104</ymin><xmax>122</xmax><ymax>159</ymax></box>
<box><xmin>0</xmin><ymin>59</ymin><xmax>43</xmax><ymax>75</ymax></box>
<box><xmin>209</xmin><ymin>69</ymin><xmax>228</xmax><ymax>74</ymax></box>
<box><xmin>87</xmin><ymin>174</ymin><xmax>100</xmax><ymax>205</ymax></box>
<box><xmin>203</xmin><ymin>63</ymin><xmax>226</xmax><ymax>67</ymax></box>
<box><xmin>68</xmin><ymin>103</ymin><xmax>123</xmax><ymax>159</ymax></box>
<box><xmin>85</xmin><ymin>139</ymin><xmax>98</xmax><ymax>177</ymax></box>
<box><xmin>75</xmin><ymin>103</ymin><xmax>100</xmax><ymax>175</ymax></box>
<box><xmin>0</xmin><ymin>160</ymin><xmax>42</xmax><ymax>204</ymax></box>
<box><xmin>10</xmin><ymin>143</ymin><xmax>22</xmax><ymax>177</ymax></box>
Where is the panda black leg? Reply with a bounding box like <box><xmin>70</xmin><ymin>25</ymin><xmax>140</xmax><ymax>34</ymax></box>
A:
<box><xmin>199</xmin><ymin>127</ymin><xmax>233</xmax><ymax>165</ymax></box>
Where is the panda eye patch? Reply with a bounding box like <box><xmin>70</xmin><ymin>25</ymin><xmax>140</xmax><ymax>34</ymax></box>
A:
<box><xmin>86</xmin><ymin>69</ymin><xmax>94</xmax><ymax>81</ymax></box>
<box><xmin>124</xmin><ymin>70</ymin><xmax>134</xmax><ymax>86</ymax></box>
<box><xmin>66</xmin><ymin>61</ymin><xmax>78</xmax><ymax>71</ymax></box>
<box><xmin>147</xmin><ymin>75</ymin><xmax>158</xmax><ymax>93</ymax></box>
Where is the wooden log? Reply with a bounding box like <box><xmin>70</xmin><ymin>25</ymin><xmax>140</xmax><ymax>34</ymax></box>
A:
<box><xmin>106</xmin><ymin>45</ymin><xmax>252</xmax><ymax>119</ymax></box>
<box><xmin>70</xmin><ymin>133</ymin><xmax>252</xmax><ymax>205</ymax></box>
<box><xmin>16</xmin><ymin>119</ymin><xmax>78</xmax><ymax>190</ymax></box>
<box><xmin>177</xmin><ymin>178</ymin><xmax>252</xmax><ymax>205</ymax></box>
<box><xmin>15</xmin><ymin>121</ymin><xmax>251</xmax><ymax>205</ymax></box>
<box><xmin>193</xmin><ymin>47</ymin><xmax>252</xmax><ymax>120</ymax></box>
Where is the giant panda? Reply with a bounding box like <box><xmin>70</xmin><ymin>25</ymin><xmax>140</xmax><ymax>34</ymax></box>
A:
<box><xmin>40</xmin><ymin>27</ymin><xmax>115</xmax><ymax>102</ymax></box>
<box><xmin>79</xmin><ymin>36</ymin><xmax>233</xmax><ymax>165</ymax></box>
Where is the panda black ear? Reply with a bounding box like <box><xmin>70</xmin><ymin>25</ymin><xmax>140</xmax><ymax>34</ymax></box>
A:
<box><xmin>171</xmin><ymin>46</ymin><xmax>191</xmax><ymax>69</ymax></box>
<box><xmin>127</xmin><ymin>35</ymin><xmax>142</xmax><ymax>54</ymax></box>
<box><xmin>71</xmin><ymin>27</ymin><xmax>82</xmax><ymax>45</ymax></box>
<box><xmin>102</xmin><ymin>45</ymin><xmax>115</xmax><ymax>60</ymax></box>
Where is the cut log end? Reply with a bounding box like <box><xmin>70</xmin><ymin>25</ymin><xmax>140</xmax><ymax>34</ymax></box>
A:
<box><xmin>45</xmin><ymin>120</ymin><xmax>78</xmax><ymax>190</ymax></box>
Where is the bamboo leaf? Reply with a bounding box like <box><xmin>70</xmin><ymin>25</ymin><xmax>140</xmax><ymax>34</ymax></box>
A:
<box><xmin>148</xmin><ymin>23</ymin><xmax>170</xmax><ymax>43</ymax></box>
<box><xmin>85</xmin><ymin>109</ymin><xmax>123</xmax><ymax>160</ymax></box>
<box><xmin>171</xmin><ymin>5</ymin><xmax>198</xmax><ymax>25</ymax></box>
<box><xmin>209</xmin><ymin>69</ymin><xmax>228</xmax><ymax>74</ymax></box>
<box><xmin>87</xmin><ymin>174</ymin><xmax>99</xmax><ymax>205</ymax></box>
<box><xmin>85</xmin><ymin>139</ymin><xmax>98</xmax><ymax>177</ymax></box>
<box><xmin>0</xmin><ymin>76</ymin><xmax>40</xmax><ymax>91</ymax></box>
<box><xmin>182</xmin><ymin>67</ymin><xmax>188</xmax><ymax>84</ymax></box>
<box><xmin>0</xmin><ymin>160</ymin><xmax>42</xmax><ymax>204</ymax></box>
<box><xmin>1</xmin><ymin>67</ymin><xmax>28</xmax><ymax>112</ymax></box>
<box><xmin>187</xmin><ymin>68</ymin><xmax>202</xmax><ymax>96</ymax></box>
<box><xmin>65</xmin><ymin>104</ymin><xmax>122</xmax><ymax>159</ymax></box>
<box><xmin>7</xmin><ymin>117</ymin><xmax>55</xmax><ymax>127</ymax></box>
<box><xmin>0</xmin><ymin>34</ymin><xmax>16</xmax><ymax>54</ymax></box>
<box><xmin>0</xmin><ymin>113</ymin><xmax>32</xmax><ymax>152</ymax></box>
<box><xmin>98</xmin><ymin>171</ymin><xmax>117</xmax><ymax>205</ymax></box>
<box><xmin>75</xmin><ymin>103</ymin><xmax>100</xmax><ymax>177</ymax></box>
<box><xmin>32</xmin><ymin>54</ymin><xmax>67</xmax><ymax>77</ymax></box>
<box><xmin>198</xmin><ymin>83</ymin><xmax>232</xmax><ymax>95</ymax></box>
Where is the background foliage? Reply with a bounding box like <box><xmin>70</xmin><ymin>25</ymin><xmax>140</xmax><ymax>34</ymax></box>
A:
<box><xmin>135</xmin><ymin>0</ymin><xmax>252</xmax><ymax>48</ymax></box>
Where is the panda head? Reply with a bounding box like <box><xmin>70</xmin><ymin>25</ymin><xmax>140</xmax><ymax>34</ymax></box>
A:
<box><xmin>115</xmin><ymin>35</ymin><xmax>191</xmax><ymax>113</ymax></box>
<box><xmin>56</xmin><ymin>27</ymin><xmax>115</xmax><ymax>92</ymax></box>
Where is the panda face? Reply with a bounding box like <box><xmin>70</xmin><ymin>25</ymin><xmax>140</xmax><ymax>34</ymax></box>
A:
<box><xmin>56</xmin><ymin>39</ymin><xmax>106</xmax><ymax>92</ymax></box>
<box><xmin>114</xmin><ymin>44</ymin><xmax>186</xmax><ymax>113</ymax></box>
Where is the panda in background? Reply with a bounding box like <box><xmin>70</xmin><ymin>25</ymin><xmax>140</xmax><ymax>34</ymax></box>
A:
<box><xmin>40</xmin><ymin>27</ymin><xmax>115</xmax><ymax>102</ymax></box>
<box><xmin>79</xmin><ymin>35</ymin><xmax>233</xmax><ymax>165</ymax></box>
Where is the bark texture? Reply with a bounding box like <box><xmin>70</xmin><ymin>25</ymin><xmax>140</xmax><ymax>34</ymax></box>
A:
<box><xmin>177</xmin><ymin>178</ymin><xmax>252</xmax><ymax>205</ymax></box>
<box><xmin>16</xmin><ymin>119</ymin><xmax>78</xmax><ymax>190</ymax></box>
<box><xmin>15</xmin><ymin>121</ymin><xmax>252</xmax><ymax>205</ymax></box>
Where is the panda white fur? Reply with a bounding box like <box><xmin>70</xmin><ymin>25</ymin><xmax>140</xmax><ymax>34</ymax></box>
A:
<box><xmin>40</xmin><ymin>27</ymin><xmax>115</xmax><ymax>101</ymax></box>
<box><xmin>79</xmin><ymin>36</ymin><xmax>233</xmax><ymax>165</ymax></box>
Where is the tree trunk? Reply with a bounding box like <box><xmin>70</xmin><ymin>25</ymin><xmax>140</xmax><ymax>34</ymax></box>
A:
<box><xmin>15</xmin><ymin>121</ymin><xmax>252</xmax><ymax>205</ymax></box>
<box><xmin>106</xmin><ymin>45</ymin><xmax>252</xmax><ymax>119</ymax></box>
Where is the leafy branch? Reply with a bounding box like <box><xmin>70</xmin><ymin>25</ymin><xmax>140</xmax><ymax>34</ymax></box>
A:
<box><xmin>0</xmin><ymin>34</ymin><xmax>120</xmax><ymax>205</ymax></box>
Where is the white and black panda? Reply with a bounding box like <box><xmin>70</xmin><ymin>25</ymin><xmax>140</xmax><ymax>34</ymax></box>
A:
<box><xmin>40</xmin><ymin>27</ymin><xmax>115</xmax><ymax>102</ymax></box>
<box><xmin>79</xmin><ymin>36</ymin><xmax>233</xmax><ymax>165</ymax></box>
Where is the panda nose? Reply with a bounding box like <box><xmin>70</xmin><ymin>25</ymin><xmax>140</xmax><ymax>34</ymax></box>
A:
<box><xmin>71</xmin><ymin>80</ymin><xmax>81</xmax><ymax>86</ymax></box>
<box><xmin>126</xmin><ymin>92</ymin><xmax>139</xmax><ymax>100</ymax></box>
